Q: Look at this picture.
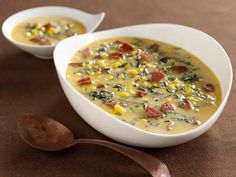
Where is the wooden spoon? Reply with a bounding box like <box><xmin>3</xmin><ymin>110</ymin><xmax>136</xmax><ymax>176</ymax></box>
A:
<box><xmin>17</xmin><ymin>114</ymin><xmax>171</xmax><ymax>177</ymax></box>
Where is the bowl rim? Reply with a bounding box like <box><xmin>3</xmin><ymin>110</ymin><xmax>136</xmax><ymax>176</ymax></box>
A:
<box><xmin>54</xmin><ymin>23</ymin><xmax>233</xmax><ymax>138</ymax></box>
<box><xmin>1</xmin><ymin>5</ymin><xmax>105</xmax><ymax>48</ymax></box>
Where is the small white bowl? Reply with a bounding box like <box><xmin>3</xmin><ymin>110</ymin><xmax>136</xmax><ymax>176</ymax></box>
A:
<box><xmin>2</xmin><ymin>6</ymin><xmax>105</xmax><ymax>59</ymax></box>
<box><xmin>54</xmin><ymin>24</ymin><xmax>233</xmax><ymax>147</ymax></box>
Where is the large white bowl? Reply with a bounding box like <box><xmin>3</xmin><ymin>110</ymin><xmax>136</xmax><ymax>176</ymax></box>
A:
<box><xmin>2</xmin><ymin>6</ymin><xmax>105</xmax><ymax>59</ymax></box>
<box><xmin>54</xmin><ymin>24</ymin><xmax>233</xmax><ymax>147</ymax></box>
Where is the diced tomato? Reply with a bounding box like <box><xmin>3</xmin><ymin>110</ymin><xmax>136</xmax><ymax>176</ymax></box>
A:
<box><xmin>202</xmin><ymin>83</ymin><xmax>215</xmax><ymax>92</ymax></box>
<box><xmin>69</xmin><ymin>62</ymin><xmax>84</xmax><ymax>67</ymax></box>
<box><xmin>116</xmin><ymin>41</ymin><xmax>134</xmax><ymax>52</ymax></box>
<box><xmin>174</xmin><ymin>65</ymin><xmax>188</xmax><ymax>73</ymax></box>
<box><xmin>77</xmin><ymin>76</ymin><xmax>92</xmax><ymax>85</ymax></box>
<box><xmin>94</xmin><ymin>54</ymin><xmax>102</xmax><ymax>59</ymax></box>
<box><xmin>148</xmin><ymin>43</ymin><xmax>160</xmax><ymax>52</ymax></box>
<box><xmin>120</xmin><ymin>43</ymin><xmax>134</xmax><ymax>52</ymax></box>
<box><xmin>141</xmin><ymin>53</ymin><xmax>154</xmax><ymax>61</ymax></box>
<box><xmin>30</xmin><ymin>38</ymin><xmax>51</xmax><ymax>45</ymax></box>
<box><xmin>145</xmin><ymin>107</ymin><xmax>163</xmax><ymax>118</ymax></box>
<box><xmin>160</xmin><ymin>101</ymin><xmax>175</xmax><ymax>114</ymax></box>
<box><xmin>106</xmin><ymin>101</ymin><xmax>117</xmax><ymax>108</ymax></box>
<box><xmin>43</xmin><ymin>23</ymin><xmax>54</xmax><ymax>30</ymax></box>
<box><xmin>182</xmin><ymin>99</ymin><xmax>193</xmax><ymax>110</ymax></box>
<box><xmin>109</xmin><ymin>52</ymin><xmax>123</xmax><ymax>59</ymax></box>
<box><xmin>96</xmin><ymin>83</ymin><xmax>105</xmax><ymax>88</ymax></box>
<box><xmin>81</xmin><ymin>48</ymin><xmax>92</xmax><ymax>58</ymax></box>
<box><xmin>136</xmin><ymin>90</ymin><xmax>148</xmax><ymax>97</ymax></box>
<box><xmin>151</xmin><ymin>71</ymin><xmax>164</xmax><ymax>82</ymax></box>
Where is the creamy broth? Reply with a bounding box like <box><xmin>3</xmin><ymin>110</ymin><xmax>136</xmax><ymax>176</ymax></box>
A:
<box><xmin>66</xmin><ymin>37</ymin><xmax>221</xmax><ymax>134</ymax></box>
<box><xmin>12</xmin><ymin>16</ymin><xmax>86</xmax><ymax>45</ymax></box>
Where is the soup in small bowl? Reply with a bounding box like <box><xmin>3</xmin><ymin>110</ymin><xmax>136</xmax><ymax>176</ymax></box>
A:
<box><xmin>54</xmin><ymin>24</ymin><xmax>232</xmax><ymax>147</ymax></box>
<box><xmin>12</xmin><ymin>16</ymin><xmax>86</xmax><ymax>46</ymax></box>
<box><xmin>2</xmin><ymin>6</ymin><xmax>105</xmax><ymax>59</ymax></box>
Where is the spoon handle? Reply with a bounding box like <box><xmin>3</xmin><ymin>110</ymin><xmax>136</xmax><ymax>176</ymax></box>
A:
<box><xmin>76</xmin><ymin>139</ymin><xmax>170</xmax><ymax>177</ymax></box>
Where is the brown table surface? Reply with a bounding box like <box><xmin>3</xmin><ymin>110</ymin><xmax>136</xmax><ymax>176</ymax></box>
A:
<box><xmin>0</xmin><ymin>0</ymin><xmax>235</xmax><ymax>177</ymax></box>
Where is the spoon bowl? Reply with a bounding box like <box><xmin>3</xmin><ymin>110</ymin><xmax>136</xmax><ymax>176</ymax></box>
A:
<box><xmin>17</xmin><ymin>114</ymin><xmax>171</xmax><ymax>177</ymax></box>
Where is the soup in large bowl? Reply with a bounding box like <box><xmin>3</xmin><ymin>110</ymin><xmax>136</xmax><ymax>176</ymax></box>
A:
<box><xmin>66</xmin><ymin>37</ymin><xmax>221</xmax><ymax>134</ymax></box>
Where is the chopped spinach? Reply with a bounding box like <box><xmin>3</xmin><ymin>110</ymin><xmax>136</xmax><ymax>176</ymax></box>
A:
<box><xmin>90</xmin><ymin>90</ymin><xmax>114</xmax><ymax>103</ymax></box>
<box><xmin>181</xmin><ymin>72</ymin><xmax>199</xmax><ymax>82</ymax></box>
<box><xmin>113</xmin><ymin>84</ymin><xmax>125</xmax><ymax>91</ymax></box>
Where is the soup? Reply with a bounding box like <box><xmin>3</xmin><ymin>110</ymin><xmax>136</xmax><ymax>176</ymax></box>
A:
<box><xmin>12</xmin><ymin>16</ymin><xmax>86</xmax><ymax>46</ymax></box>
<box><xmin>66</xmin><ymin>37</ymin><xmax>221</xmax><ymax>134</ymax></box>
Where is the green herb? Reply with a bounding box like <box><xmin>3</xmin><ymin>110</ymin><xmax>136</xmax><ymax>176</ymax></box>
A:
<box><xmin>131</xmin><ymin>38</ymin><xmax>144</xmax><ymax>47</ymax></box>
<box><xmin>181</xmin><ymin>73</ymin><xmax>199</xmax><ymax>82</ymax></box>
<box><xmin>178</xmin><ymin>101</ymin><xmax>184</xmax><ymax>108</ymax></box>
<box><xmin>113</xmin><ymin>84</ymin><xmax>125</xmax><ymax>91</ymax></box>
<box><xmin>90</xmin><ymin>90</ymin><xmax>114</xmax><ymax>103</ymax></box>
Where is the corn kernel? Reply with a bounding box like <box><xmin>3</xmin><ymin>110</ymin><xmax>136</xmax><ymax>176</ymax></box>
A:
<box><xmin>127</xmin><ymin>88</ymin><xmax>135</xmax><ymax>94</ymax></box>
<box><xmin>94</xmin><ymin>71</ymin><xmax>102</xmax><ymax>76</ymax></box>
<box><xmin>113</xmin><ymin>105</ymin><xmax>126</xmax><ymax>115</ymax></box>
<box><xmin>35</xmin><ymin>23</ymin><xmax>41</xmax><ymax>29</ymax></box>
<box><xmin>165</xmin><ymin>98</ymin><xmax>172</xmax><ymax>102</ymax></box>
<box><xmin>118</xmin><ymin>74</ymin><xmax>125</xmax><ymax>79</ymax></box>
<box><xmin>127</xmin><ymin>69</ymin><xmax>138</xmax><ymax>76</ymax></box>
<box><xmin>97</xmin><ymin>60</ymin><xmax>106</xmax><ymax>67</ymax></box>
<box><xmin>108</xmin><ymin>75</ymin><xmax>113</xmax><ymax>80</ymax></box>
<box><xmin>173</xmin><ymin>78</ymin><xmax>183</xmax><ymax>88</ymax></box>
<box><xmin>151</xmin><ymin>82</ymin><xmax>158</xmax><ymax>87</ymax></box>
<box><xmin>86</xmin><ymin>85</ymin><xmax>96</xmax><ymax>92</ymax></box>
<box><xmin>89</xmin><ymin>72</ymin><xmax>95</xmax><ymax>76</ymax></box>
<box><xmin>112</xmin><ymin>61</ymin><xmax>122</xmax><ymax>68</ymax></box>
<box><xmin>102</xmin><ymin>53</ymin><xmax>109</xmax><ymax>58</ymax></box>
<box><xmin>125</xmin><ymin>63</ymin><xmax>131</xmax><ymax>67</ymax></box>
<box><xmin>47</xmin><ymin>27</ymin><xmax>56</xmax><ymax>35</ymax></box>
<box><xmin>140</xmin><ymin>76</ymin><xmax>147</xmax><ymax>82</ymax></box>
<box><xmin>168</xmin><ymin>83</ymin><xmax>176</xmax><ymax>90</ymax></box>
<box><xmin>137</xmin><ymin>67</ymin><xmax>144</xmax><ymax>73</ymax></box>
<box><xmin>136</xmin><ymin>119</ymin><xmax>148</xmax><ymax>127</ymax></box>
<box><xmin>127</xmin><ymin>81</ymin><xmax>135</xmax><ymax>87</ymax></box>
<box><xmin>120</xmin><ymin>92</ymin><xmax>130</xmax><ymax>98</ymax></box>
<box><xmin>85</xmin><ymin>64</ymin><xmax>92</xmax><ymax>69</ymax></box>
<box><xmin>31</xmin><ymin>29</ymin><xmax>38</xmax><ymax>35</ymax></box>
<box><xmin>184</xmin><ymin>86</ymin><xmax>192</xmax><ymax>96</ymax></box>
<box><xmin>143</xmin><ymin>82</ymin><xmax>152</xmax><ymax>88</ymax></box>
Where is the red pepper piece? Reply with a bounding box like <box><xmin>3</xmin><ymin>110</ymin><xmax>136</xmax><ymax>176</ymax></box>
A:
<box><xmin>136</xmin><ymin>90</ymin><xmax>148</xmax><ymax>97</ymax></box>
<box><xmin>174</xmin><ymin>65</ymin><xmax>188</xmax><ymax>73</ymax></box>
<box><xmin>69</xmin><ymin>62</ymin><xmax>84</xmax><ymax>67</ymax></box>
<box><xmin>81</xmin><ymin>48</ymin><xmax>92</xmax><ymax>58</ymax></box>
<box><xmin>94</xmin><ymin>54</ymin><xmax>103</xmax><ymax>59</ymax></box>
<box><xmin>182</xmin><ymin>99</ymin><xmax>193</xmax><ymax>110</ymax></box>
<box><xmin>30</xmin><ymin>38</ymin><xmax>51</xmax><ymax>45</ymax></box>
<box><xmin>109</xmin><ymin>52</ymin><xmax>123</xmax><ymax>59</ymax></box>
<box><xmin>96</xmin><ymin>83</ymin><xmax>105</xmax><ymax>88</ymax></box>
<box><xmin>141</xmin><ymin>53</ymin><xmax>154</xmax><ymax>61</ymax></box>
<box><xmin>148</xmin><ymin>43</ymin><xmax>160</xmax><ymax>52</ymax></box>
<box><xmin>202</xmin><ymin>83</ymin><xmax>215</xmax><ymax>92</ymax></box>
<box><xmin>151</xmin><ymin>71</ymin><xmax>164</xmax><ymax>82</ymax></box>
<box><xmin>106</xmin><ymin>101</ymin><xmax>117</xmax><ymax>108</ymax></box>
<box><xmin>43</xmin><ymin>23</ymin><xmax>54</xmax><ymax>30</ymax></box>
<box><xmin>116</xmin><ymin>41</ymin><xmax>134</xmax><ymax>52</ymax></box>
<box><xmin>77</xmin><ymin>76</ymin><xmax>92</xmax><ymax>85</ymax></box>
<box><xmin>160</xmin><ymin>101</ymin><xmax>175</xmax><ymax>114</ymax></box>
<box><xmin>145</xmin><ymin>107</ymin><xmax>163</xmax><ymax>118</ymax></box>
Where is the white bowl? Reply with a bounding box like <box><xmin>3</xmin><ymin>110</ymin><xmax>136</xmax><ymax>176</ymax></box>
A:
<box><xmin>2</xmin><ymin>6</ymin><xmax>105</xmax><ymax>59</ymax></box>
<box><xmin>54</xmin><ymin>24</ymin><xmax>233</xmax><ymax>147</ymax></box>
